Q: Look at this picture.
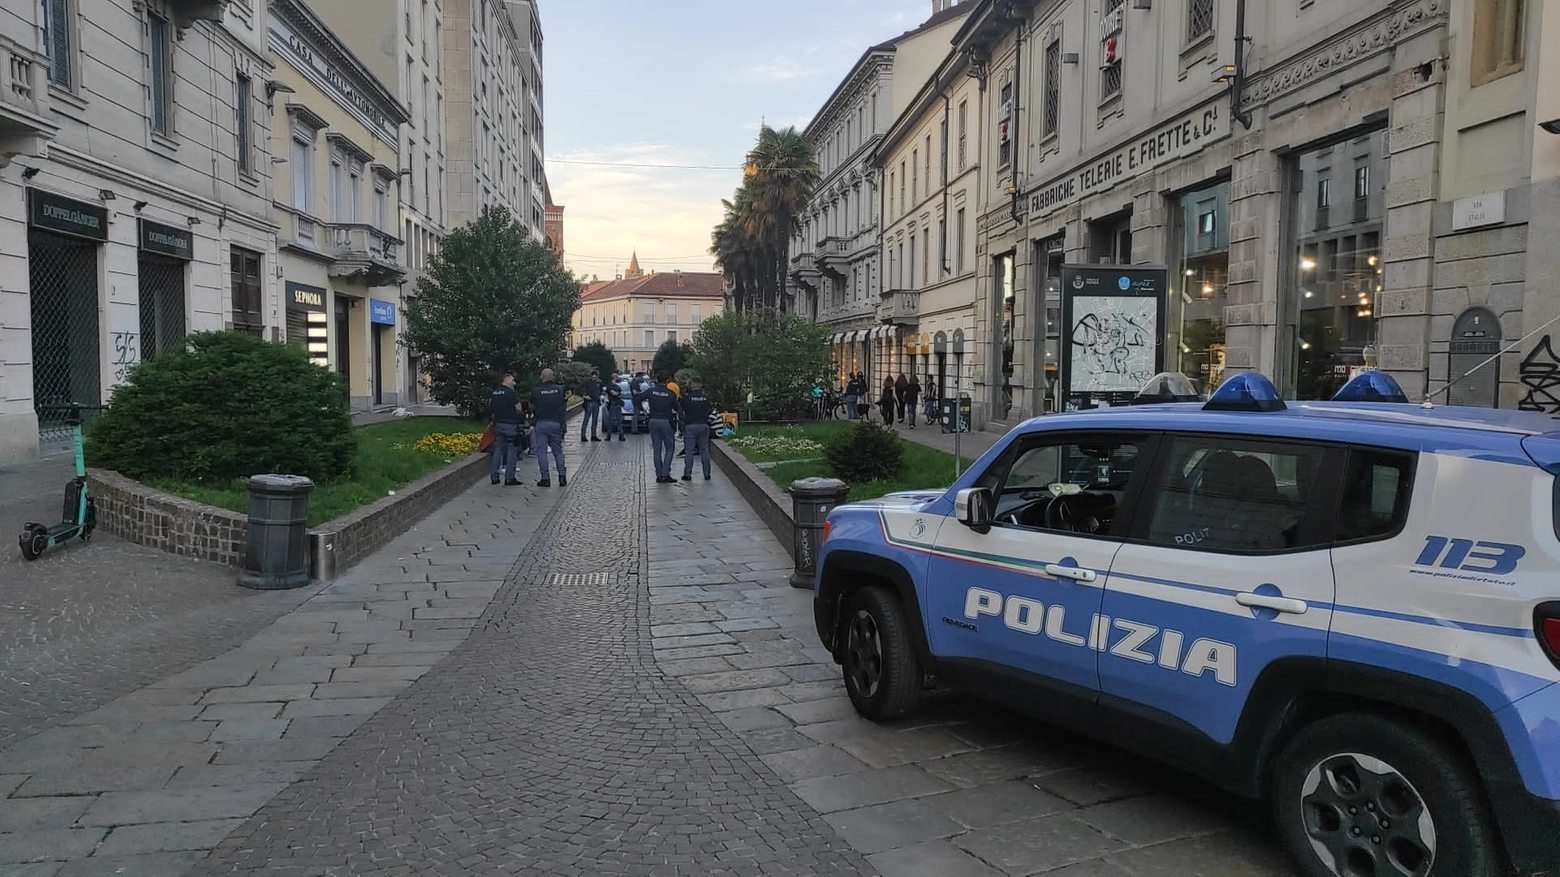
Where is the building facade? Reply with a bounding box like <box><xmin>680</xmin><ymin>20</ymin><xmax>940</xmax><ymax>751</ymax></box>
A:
<box><xmin>269</xmin><ymin>0</ymin><xmax>408</xmax><ymax>414</ymax></box>
<box><xmin>1432</xmin><ymin>0</ymin><xmax>1556</xmax><ymax>412</ymax></box>
<box><xmin>0</xmin><ymin>0</ymin><xmax>279</xmax><ymax>462</ymax></box>
<box><xmin>935</xmin><ymin>0</ymin><xmax>1452</xmax><ymax>430</ymax></box>
<box><xmin>789</xmin><ymin>1</ymin><xmax>972</xmax><ymax>389</ymax></box>
<box><xmin>442</xmin><ymin>0</ymin><xmax>544</xmax><ymax>238</ymax></box>
<box><xmin>872</xmin><ymin>42</ymin><xmax>986</xmax><ymax>409</ymax></box>
<box><xmin>571</xmin><ymin>258</ymin><xmax>724</xmax><ymax>374</ymax></box>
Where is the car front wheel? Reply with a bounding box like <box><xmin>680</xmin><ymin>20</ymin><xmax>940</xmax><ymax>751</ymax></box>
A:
<box><xmin>1271</xmin><ymin>712</ymin><xmax>1505</xmax><ymax>877</ymax></box>
<box><xmin>839</xmin><ymin>586</ymin><xmax>921</xmax><ymax>721</ymax></box>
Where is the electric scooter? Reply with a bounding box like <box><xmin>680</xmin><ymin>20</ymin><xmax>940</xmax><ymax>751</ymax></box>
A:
<box><xmin>18</xmin><ymin>403</ymin><xmax>102</xmax><ymax>561</ymax></box>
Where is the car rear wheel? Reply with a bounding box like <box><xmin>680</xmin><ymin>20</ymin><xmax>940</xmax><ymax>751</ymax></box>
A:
<box><xmin>1271</xmin><ymin>712</ymin><xmax>1505</xmax><ymax>877</ymax></box>
<box><xmin>840</xmin><ymin>586</ymin><xmax>921</xmax><ymax>721</ymax></box>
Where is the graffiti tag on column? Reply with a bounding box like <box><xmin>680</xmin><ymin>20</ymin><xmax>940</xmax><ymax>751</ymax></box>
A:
<box><xmin>1517</xmin><ymin>336</ymin><xmax>1560</xmax><ymax>413</ymax></box>
<box><xmin>112</xmin><ymin>332</ymin><xmax>139</xmax><ymax>383</ymax></box>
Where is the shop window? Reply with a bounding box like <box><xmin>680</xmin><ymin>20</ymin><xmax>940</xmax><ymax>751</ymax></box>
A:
<box><xmin>1284</xmin><ymin>131</ymin><xmax>1387</xmax><ymax>400</ymax></box>
<box><xmin>1171</xmin><ymin>184</ymin><xmax>1230</xmax><ymax>396</ymax></box>
<box><xmin>230</xmin><ymin>247</ymin><xmax>265</xmax><ymax>338</ymax></box>
<box><xmin>1472</xmin><ymin>0</ymin><xmax>1526</xmax><ymax>85</ymax></box>
<box><xmin>997</xmin><ymin>253</ymin><xmax>1016</xmax><ymax>420</ymax></box>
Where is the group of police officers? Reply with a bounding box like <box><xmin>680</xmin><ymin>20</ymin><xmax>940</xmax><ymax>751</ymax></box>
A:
<box><xmin>490</xmin><ymin>367</ymin><xmax>717</xmax><ymax>488</ymax></box>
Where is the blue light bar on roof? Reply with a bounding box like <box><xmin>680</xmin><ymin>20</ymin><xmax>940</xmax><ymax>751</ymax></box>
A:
<box><xmin>1331</xmin><ymin>371</ymin><xmax>1409</xmax><ymax>403</ymax></box>
<box><xmin>1203</xmin><ymin>373</ymin><xmax>1287</xmax><ymax>412</ymax></box>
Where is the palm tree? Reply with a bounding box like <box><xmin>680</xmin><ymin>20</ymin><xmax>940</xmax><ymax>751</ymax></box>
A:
<box><xmin>711</xmin><ymin>126</ymin><xmax>819</xmax><ymax>313</ymax></box>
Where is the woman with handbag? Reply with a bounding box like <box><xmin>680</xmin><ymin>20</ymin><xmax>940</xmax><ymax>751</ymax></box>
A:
<box><xmin>878</xmin><ymin>377</ymin><xmax>897</xmax><ymax>426</ymax></box>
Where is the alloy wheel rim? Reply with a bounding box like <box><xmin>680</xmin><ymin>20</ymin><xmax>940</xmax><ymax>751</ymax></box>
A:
<box><xmin>844</xmin><ymin>609</ymin><xmax>883</xmax><ymax>699</ymax></box>
<box><xmin>1299</xmin><ymin>752</ymin><xmax>1437</xmax><ymax>877</ymax></box>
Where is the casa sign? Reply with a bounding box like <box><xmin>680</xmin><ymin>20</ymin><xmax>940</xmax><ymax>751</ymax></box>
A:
<box><xmin>1027</xmin><ymin>101</ymin><xmax>1230</xmax><ymax>217</ymax></box>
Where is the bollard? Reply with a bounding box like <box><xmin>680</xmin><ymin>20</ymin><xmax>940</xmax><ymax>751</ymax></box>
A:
<box><xmin>238</xmin><ymin>474</ymin><xmax>314</xmax><ymax>590</ymax></box>
<box><xmin>789</xmin><ymin>477</ymin><xmax>850</xmax><ymax>590</ymax></box>
<box><xmin>311</xmin><ymin>531</ymin><xmax>338</xmax><ymax>582</ymax></box>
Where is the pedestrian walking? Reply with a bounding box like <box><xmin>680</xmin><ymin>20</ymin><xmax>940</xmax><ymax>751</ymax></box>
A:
<box><xmin>604</xmin><ymin>372</ymin><xmax>626</xmax><ymax>440</ymax></box>
<box><xmin>636</xmin><ymin>373</ymin><xmax>679</xmax><ymax>483</ymax></box>
<box><xmin>878</xmin><ymin>377</ymin><xmax>897</xmax><ymax>426</ymax></box>
<box><xmin>680</xmin><ymin>377</ymin><xmax>714</xmax><ymax>481</ymax></box>
<box><xmin>904</xmin><ymin>374</ymin><xmax>921</xmax><ymax>428</ymax></box>
<box><xmin>895</xmin><ymin>373</ymin><xmax>910</xmax><ymax>424</ymax></box>
<box><xmin>844</xmin><ymin>373</ymin><xmax>861</xmax><ymax>420</ymax></box>
<box><xmin>532</xmin><ymin>368</ymin><xmax>568</xmax><ymax>487</ymax></box>
<box><xmin>580</xmin><ymin>370</ymin><xmax>602</xmax><ymax>442</ymax></box>
<box><xmin>488</xmin><ymin>373</ymin><xmax>524</xmax><ymax>486</ymax></box>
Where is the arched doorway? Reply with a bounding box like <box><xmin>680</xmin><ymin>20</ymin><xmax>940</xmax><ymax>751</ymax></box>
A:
<box><xmin>1447</xmin><ymin>307</ymin><xmax>1501</xmax><ymax>408</ymax></box>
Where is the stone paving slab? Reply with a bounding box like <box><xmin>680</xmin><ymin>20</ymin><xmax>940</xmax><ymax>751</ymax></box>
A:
<box><xmin>0</xmin><ymin>464</ymin><xmax>565</xmax><ymax>873</ymax></box>
<box><xmin>641</xmin><ymin>450</ymin><xmax>1302</xmax><ymax>877</ymax></box>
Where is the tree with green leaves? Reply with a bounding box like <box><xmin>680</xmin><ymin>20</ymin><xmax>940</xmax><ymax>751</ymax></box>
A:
<box><xmin>572</xmin><ymin>341</ymin><xmax>618</xmax><ymax>378</ymax></box>
<box><xmin>691</xmin><ymin>310</ymin><xmax>830</xmax><ymax>420</ymax></box>
<box><xmin>403</xmin><ymin>206</ymin><xmax>580</xmax><ymax>417</ymax></box>
<box><xmin>652</xmin><ymin>339</ymin><xmax>695</xmax><ymax>380</ymax></box>
<box><xmin>711</xmin><ymin>126</ymin><xmax>819</xmax><ymax>312</ymax></box>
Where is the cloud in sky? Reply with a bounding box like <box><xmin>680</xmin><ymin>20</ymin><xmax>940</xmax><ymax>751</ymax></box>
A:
<box><xmin>541</xmin><ymin>0</ymin><xmax>958</xmax><ymax>282</ymax></box>
<box><xmin>549</xmin><ymin>144</ymin><xmax>729</xmax><ymax>280</ymax></box>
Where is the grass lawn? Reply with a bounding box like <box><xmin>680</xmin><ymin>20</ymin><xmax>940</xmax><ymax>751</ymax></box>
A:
<box><xmin>726</xmin><ymin>422</ymin><xmax>959</xmax><ymax>502</ymax></box>
<box><xmin>150</xmin><ymin>417</ymin><xmax>485</xmax><ymax>527</ymax></box>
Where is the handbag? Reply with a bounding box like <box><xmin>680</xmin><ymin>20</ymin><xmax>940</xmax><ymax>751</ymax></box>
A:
<box><xmin>478</xmin><ymin>424</ymin><xmax>497</xmax><ymax>453</ymax></box>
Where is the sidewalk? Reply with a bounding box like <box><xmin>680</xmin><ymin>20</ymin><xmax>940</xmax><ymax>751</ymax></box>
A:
<box><xmin>886</xmin><ymin>420</ymin><xmax>1003</xmax><ymax>464</ymax></box>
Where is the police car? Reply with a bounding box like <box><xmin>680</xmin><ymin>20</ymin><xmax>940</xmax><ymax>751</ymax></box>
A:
<box><xmin>812</xmin><ymin>370</ymin><xmax>1560</xmax><ymax>877</ymax></box>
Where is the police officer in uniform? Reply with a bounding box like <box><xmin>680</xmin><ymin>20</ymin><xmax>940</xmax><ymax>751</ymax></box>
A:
<box><xmin>679</xmin><ymin>377</ymin><xmax>714</xmax><ymax>481</ymax></box>
<box><xmin>604</xmin><ymin>372</ymin><xmax>625</xmax><ymax>440</ymax></box>
<box><xmin>635</xmin><ymin>374</ymin><xmax>678</xmax><ymax>483</ymax></box>
<box><xmin>580</xmin><ymin>370</ymin><xmax>603</xmax><ymax>442</ymax></box>
<box><xmin>489</xmin><ymin>373</ymin><xmax>524</xmax><ymax>486</ymax></box>
<box><xmin>531</xmin><ymin>368</ymin><xmax>568</xmax><ymax>487</ymax></box>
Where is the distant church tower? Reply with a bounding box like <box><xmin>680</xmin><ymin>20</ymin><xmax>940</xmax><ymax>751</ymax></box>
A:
<box><xmin>624</xmin><ymin>251</ymin><xmax>645</xmax><ymax>279</ymax></box>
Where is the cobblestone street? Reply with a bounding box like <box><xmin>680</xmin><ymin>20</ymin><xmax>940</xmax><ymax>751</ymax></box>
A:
<box><xmin>2</xmin><ymin>434</ymin><xmax>1297</xmax><ymax>875</ymax></box>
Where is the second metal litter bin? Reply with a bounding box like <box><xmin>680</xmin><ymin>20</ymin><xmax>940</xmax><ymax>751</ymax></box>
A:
<box><xmin>238</xmin><ymin>474</ymin><xmax>314</xmax><ymax>590</ymax></box>
<box><xmin>789</xmin><ymin>477</ymin><xmax>849</xmax><ymax>590</ymax></box>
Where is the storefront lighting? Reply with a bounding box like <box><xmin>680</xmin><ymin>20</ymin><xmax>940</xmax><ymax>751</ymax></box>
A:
<box><xmin>1303</xmin><ymin>290</ymin><xmax>1314</xmax><ymax>299</ymax></box>
<box><xmin>1202</xmin><ymin>283</ymin><xmax>1215</xmax><ymax>296</ymax></box>
<box><xmin>1376</xmin><ymin>284</ymin><xmax>1383</xmax><ymax>292</ymax></box>
<box><xmin>1300</xmin><ymin>258</ymin><xmax>1316</xmax><ymax>271</ymax></box>
<box><xmin>1367</xmin><ymin>255</ymin><xmax>1378</xmax><ymax>266</ymax></box>
<box><xmin>1184</xmin><ymin>269</ymin><xmax>1195</xmax><ymax>276</ymax></box>
<box><xmin>1300</xmin><ymin>340</ymin><xmax>1312</xmax><ymax>351</ymax></box>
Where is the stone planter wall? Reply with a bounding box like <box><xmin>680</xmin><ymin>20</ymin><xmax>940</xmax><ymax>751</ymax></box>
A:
<box><xmin>710</xmin><ymin>439</ymin><xmax>796</xmax><ymax>548</ymax></box>
<box><xmin>87</xmin><ymin>470</ymin><xmax>249</xmax><ymax>566</ymax></box>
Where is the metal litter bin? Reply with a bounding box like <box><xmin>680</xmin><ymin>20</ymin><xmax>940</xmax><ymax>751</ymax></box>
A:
<box><xmin>789</xmin><ymin>477</ymin><xmax>849</xmax><ymax>590</ymax></box>
<box><xmin>238</xmin><ymin>474</ymin><xmax>313</xmax><ymax>590</ymax></box>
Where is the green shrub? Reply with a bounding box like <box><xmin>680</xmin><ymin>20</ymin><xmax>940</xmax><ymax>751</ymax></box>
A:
<box><xmin>86</xmin><ymin>331</ymin><xmax>355</xmax><ymax>484</ymax></box>
<box><xmin>825</xmin><ymin>420</ymin><xmax>904</xmax><ymax>485</ymax></box>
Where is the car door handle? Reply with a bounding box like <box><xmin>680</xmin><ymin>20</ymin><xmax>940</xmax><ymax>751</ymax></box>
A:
<box><xmin>1044</xmin><ymin>564</ymin><xmax>1098</xmax><ymax>583</ymax></box>
<box><xmin>1236</xmin><ymin>592</ymin><xmax>1309</xmax><ymax>614</ymax></box>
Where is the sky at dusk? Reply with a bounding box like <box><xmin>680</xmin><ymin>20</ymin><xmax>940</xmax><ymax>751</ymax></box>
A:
<box><xmin>542</xmin><ymin>0</ymin><xmax>948</xmax><ymax>282</ymax></box>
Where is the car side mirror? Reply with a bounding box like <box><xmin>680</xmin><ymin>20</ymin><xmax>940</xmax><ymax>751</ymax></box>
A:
<box><xmin>956</xmin><ymin>487</ymin><xmax>995</xmax><ymax>534</ymax></box>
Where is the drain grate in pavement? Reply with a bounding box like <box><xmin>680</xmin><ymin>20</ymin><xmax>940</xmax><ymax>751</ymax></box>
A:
<box><xmin>550</xmin><ymin>572</ymin><xmax>610</xmax><ymax>587</ymax></box>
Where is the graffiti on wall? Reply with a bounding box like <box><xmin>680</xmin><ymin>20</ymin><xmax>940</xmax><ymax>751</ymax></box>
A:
<box><xmin>1517</xmin><ymin>336</ymin><xmax>1560</xmax><ymax>413</ymax></box>
<box><xmin>111</xmin><ymin>332</ymin><xmax>139</xmax><ymax>384</ymax></box>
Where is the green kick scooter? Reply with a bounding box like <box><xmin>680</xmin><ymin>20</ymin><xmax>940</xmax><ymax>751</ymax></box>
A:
<box><xmin>18</xmin><ymin>403</ymin><xmax>103</xmax><ymax>561</ymax></box>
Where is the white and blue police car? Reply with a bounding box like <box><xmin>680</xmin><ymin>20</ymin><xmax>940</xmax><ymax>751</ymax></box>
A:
<box><xmin>812</xmin><ymin>370</ymin><xmax>1560</xmax><ymax>877</ymax></box>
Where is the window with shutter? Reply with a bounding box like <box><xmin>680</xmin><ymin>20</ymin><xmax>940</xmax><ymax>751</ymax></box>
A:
<box><xmin>43</xmin><ymin>0</ymin><xmax>72</xmax><ymax>88</ymax></box>
<box><xmin>148</xmin><ymin>11</ymin><xmax>172</xmax><ymax>136</ymax></box>
<box><xmin>235</xmin><ymin>75</ymin><xmax>252</xmax><ymax>174</ymax></box>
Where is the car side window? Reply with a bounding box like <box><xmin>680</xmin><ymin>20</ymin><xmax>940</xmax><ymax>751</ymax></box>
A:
<box><xmin>982</xmin><ymin>436</ymin><xmax>1143</xmax><ymax>537</ymax></box>
<box><xmin>1335</xmin><ymin>448</ymin><xmax>1415</xmax><ymax>543</ymax></box>
<box><xmin>1145</xmin><ymin>435</ymin><xmax>1329</xmax><ymax>553</ymax></box>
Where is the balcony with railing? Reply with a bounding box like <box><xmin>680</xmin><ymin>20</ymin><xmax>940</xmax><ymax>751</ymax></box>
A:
<box><xmin>0</xmin><ymin>36</ymin><xmax>56</xmax><ymax>167</ymax></box>
<box><xmin>276</xmin><ymin>206</ymin><xmax>324</xmax><ymax>254</ymax></box>
<box><xmin>327</xmin><ymin>223</ymin><xmax>404</xmax><ymax>286</ymax></box>
<box><xmin>877</xmin><ymin>288</ymin><xmax>921</xmax><ymax>326</ymax></box>
<box><xmin>818</xmin><ymin>297</ymin><xmax>878</xmax><ymax>325</ymax></box>
<box><xmin>816</xmin><ymin>236</ymin><xmax>848</xmax><ymax>276</ymax></box>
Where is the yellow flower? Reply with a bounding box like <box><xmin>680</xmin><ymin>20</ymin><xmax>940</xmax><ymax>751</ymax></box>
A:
<box><xmin>412</xmin><ymin>432</ymin><xmax>482</xmax><ymax>456</ymax></box>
